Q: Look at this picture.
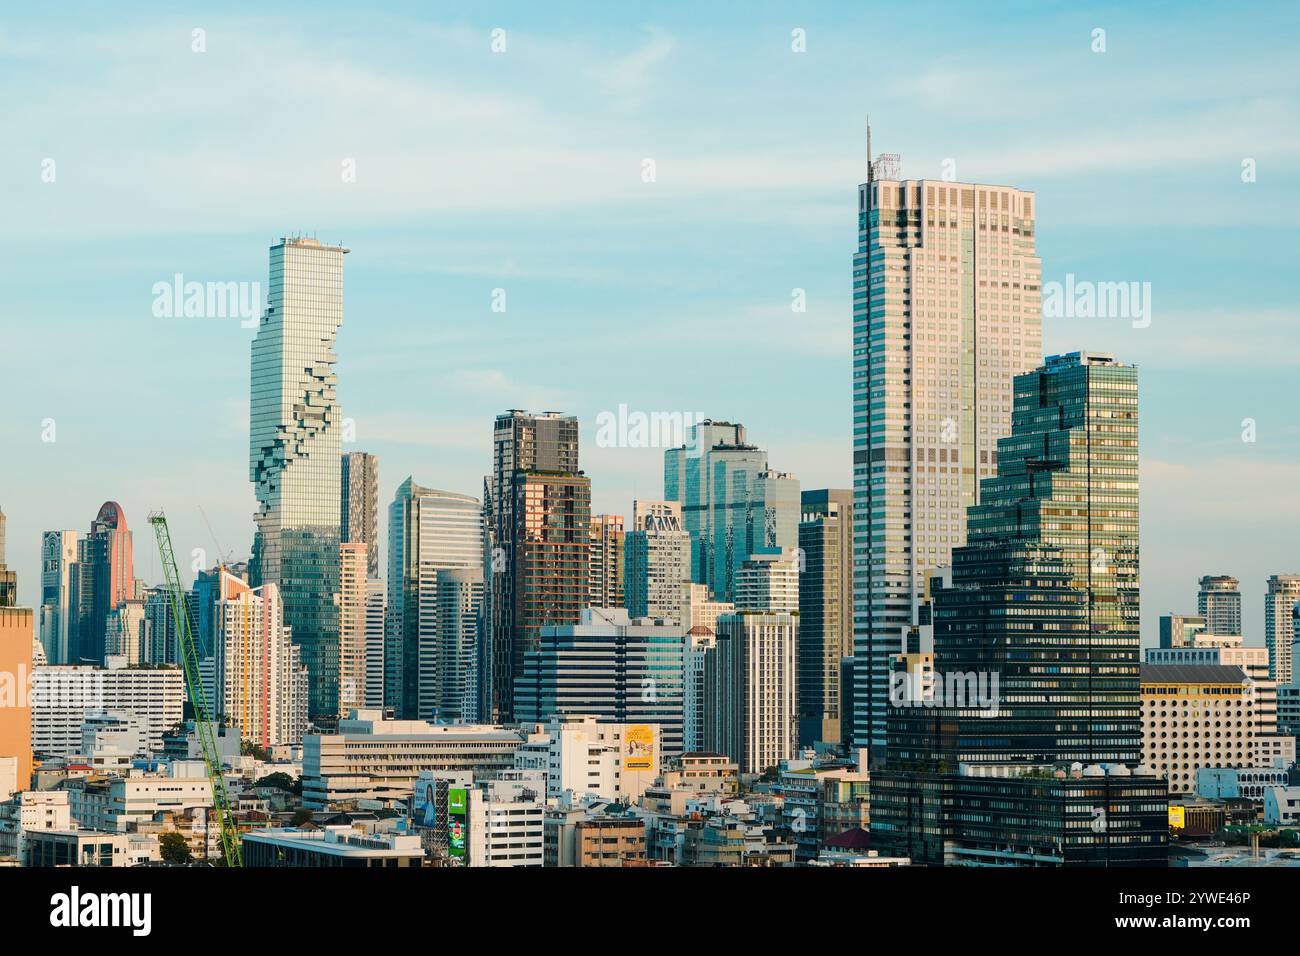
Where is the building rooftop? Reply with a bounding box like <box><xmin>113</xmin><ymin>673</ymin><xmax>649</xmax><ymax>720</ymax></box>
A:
<box><xmin>1140</xmin><ymin>664</ymin><xmax>1252</xmax><ymax>685</ymax></box>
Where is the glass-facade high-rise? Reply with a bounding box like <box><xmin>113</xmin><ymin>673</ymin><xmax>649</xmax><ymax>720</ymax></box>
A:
<box><xmin>249</xmin><ymin>237</ymin><xmax>347</xmax><ymax>721</ymax></box>
<box><xmin>485</xmin><ymin>410</ymin><xmax>580</xmax><ymax>722</ymax></box>
<box><xmin>663</xmin><ymin>421</ymin><xmax>799</xmax><ymax>604</ymax></box>
<box><xmin>871</xmin><ymin>353</ymin><xmax>1165</xmax><ymax>867</ymax></box>
<box><xmin>387</xmin><ymin>479</ymin><xmax>484</xmax><ymax>721</ymax></box>
<box><xmin>798</xmin><ymin>489</ymin><xmax>853</xmax><ymax>748</ymax></box>
<box><xmin>851</xmin><ymin>163</ymin><xmax>1043</xmax><ymax>756</ymax></box>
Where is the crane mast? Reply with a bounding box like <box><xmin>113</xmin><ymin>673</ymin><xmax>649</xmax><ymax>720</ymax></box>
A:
<box><xmin>149</xmin><ymin>511</ymin><xmax>243</xmax><ymax>867</ymax></box>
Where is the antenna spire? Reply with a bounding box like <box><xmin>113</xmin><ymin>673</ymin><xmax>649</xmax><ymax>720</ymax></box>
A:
<box><xmin>866</xmin><ymin>117</ymin><xmax>874</xmax><ymax>182</ymax></box>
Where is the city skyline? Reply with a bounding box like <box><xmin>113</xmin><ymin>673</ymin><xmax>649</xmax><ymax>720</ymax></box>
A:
<box><xmin>3</xmin><ymin>2</ymin><xmax>1298</xmax><ymax>651</ymax></box>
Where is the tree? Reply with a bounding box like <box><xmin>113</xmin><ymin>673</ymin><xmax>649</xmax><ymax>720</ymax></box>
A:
<box><xmin>290</xmin><ymin>808</ymin><xmax>315</xmax><ymax>828</ymax></box>
<box><xmin>241</xmin><ymin>739</ymin><xmax>270</xmax><ymax>761</ymax></box>
<box><xmin>159</xmin><ymin>831</ymin><xmax>192</xmax><ymax>865</ymax></box>
<box><xmin>255</xmin><ymin>772</ymin><xmax>296</xmax><ymax>792</ymax></box>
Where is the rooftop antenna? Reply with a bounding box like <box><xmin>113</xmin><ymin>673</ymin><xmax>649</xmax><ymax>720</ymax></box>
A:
<box><xmin>866</xmin><ymin>116</ymin><xmax>874</xmax><ymax>183</ymax></box>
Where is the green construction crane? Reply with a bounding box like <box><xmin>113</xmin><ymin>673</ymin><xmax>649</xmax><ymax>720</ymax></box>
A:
<box><xmin>149</xmin><ymin>510</ymin><xmax>243</xmax><ymax>867</ymax></box>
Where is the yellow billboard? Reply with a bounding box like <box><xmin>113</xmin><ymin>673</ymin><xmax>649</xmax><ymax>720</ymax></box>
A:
<box><xmin>1168</xmin><ymin>805</ymin><xmax>1185</xmax><ymax>829</ymax></box>
<box><xmin>623</xmin><ymin>724</ymin><xmax>656</xmax><ymax>772</ymax></box>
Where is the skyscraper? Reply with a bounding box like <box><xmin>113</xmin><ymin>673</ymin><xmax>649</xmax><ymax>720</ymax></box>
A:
<box><xmin>215</xmin><ymin>571</ymin><xmax>309</xmax><ymax>747</ymax></box>
<box><xmin>338</xmin><ymin>542</ymin><xmax>370</xmax><ymax>717</ymax></box>
<box><xmin>341</xmin><ymin>452</ymin><xmax>380</xmax><ymax>579</ymax></box>
<box><xmin>851</xmin><ymin>157</ymin><xmax>1043</xmax><ymax>756</ymax></box>
<box><xmin>1264</xmin><ymin>575</ymin><xmax>1300</xmax><ymax>682</ymax></box>
<box><xmin>798</xmin><ymin>489</ymin><xmax>853</xmax><ymax>747</ymax></box>
<box><xmin>872</xmin><ymin>353</ymin><xmax>1164</xmax><ymax>867</ymax></box>
<box><xmin>364</xmin><ymin>578</ymin><xmax>386</xmax><ymax>709</ymax></box>
<box><xmin>386</xmin><ymin>479</ymin><xmax>484</xmax><ymax>721</ymax></box>
<box><xmin>249</xmin><ymin>236</ymin><xmax>347</xmax><ymax>721</ymax></box>
<box><xmin>588</xmin><ymin>514</ymin><xmax>625</xmax><ymax>610</ymax></box>
<box><xmin>38</xmin><ymin>530</ymin><xmax>78</xmax><ymax>664</ymax></box>
<box><xmin>624</xmin><ymin>500</ymin><xmax>691</xmax><ymax>625</ymax></box>
<box><xmin>68</xmin><ymin>502</ymin><xmax>134</xmax><ymax>666</ymax></box>
<box><xmin>485</xmin><ymin>410</ymin><xmax>580</xmax><ymax>722</ymax></box>
<box><xmin>1197</xmin><ymin>575</ymin><xmax>1242</xmax><ymax>637</ymax></box>
<box><xmin>511</xmin><ymin>471</ymin><xmax>591</xmax><ymax>717</ymax></box>
<box><xmin>663</xmin><ymin>421</ymin><xmax>800</xmax><ymax>603</ymax></box>
<box><xmin>710</xmin><ymin>612</ymin><xmax>798</xmax><ymax>774</ymax></box>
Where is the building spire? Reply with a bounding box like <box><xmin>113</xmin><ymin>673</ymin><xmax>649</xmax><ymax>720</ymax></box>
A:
<box><xmin>866</xmin><ymin>117</ymin><xmax>874</xmax><ymax>183</ymax></box>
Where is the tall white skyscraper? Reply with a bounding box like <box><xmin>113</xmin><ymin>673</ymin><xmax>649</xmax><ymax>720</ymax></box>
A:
<box><xmin>387</xmin><ymin>479</ymin><xmax>484</xmax><ymax>721</ymax></box>
<box><xmin>851</xmin><ymin>150</ymin><xmax>1042</xmax><ymax>755</ymax></box>
<box><xmin>249</xmin><ymin>237</ymin><xmax>347</xmax><ymax>720</ymax></box>
<box><xmin>1265</xmin><ymin>575</ymin><xmax>1300</xmax><ymax>682</ymax></box>
<box><xmin>39</xmin><ymin>530</ymin><xmax>79</xmax><ymax>665</ymax></box>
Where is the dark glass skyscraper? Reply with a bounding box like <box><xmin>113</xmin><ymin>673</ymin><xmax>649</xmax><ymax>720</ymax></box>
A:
<box><xmin>484</xmin><ymin>410</ymin><xmax>580</xmax><ymax>721</ymax></box>
<box><xmin>872</xmin><ymin>353</ymin><xmax>1165</xmax><ymax>866</ymax></box>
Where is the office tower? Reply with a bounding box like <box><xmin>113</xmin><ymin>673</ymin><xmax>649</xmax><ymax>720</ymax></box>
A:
<box><xmin>364</xmin><ymin>578</ymin><xmax>386</xmax><ymax>709</ymax></box>
<box><xmin>664</xmin><ymin>421</ymin><xmax>800</xmax><ymax>604</ymax></box>
<box><xmin>588</xmin><ymin>514</ymin><xmax>625</xmax><ymax>609</ymax></box>
<box><xmin>338</xmin><ymin>543</ymin><xmax>369</xmax><ymax>716</ymax></box>
<box><xmin>67</xmin><ymin>502</ymin><xmax>134</xmax><ymax>666</ymax></box>
<box><xmin>872</xmin><ymin>353</ymin><xmax>1164</xmax><ymax>867</ymax></box>
<box><xmin>711</xmin><ymin>612</ymin><xmax>798</xmax><ymax>774</ymax></box>
<box><xmin>215</xmin><ymin>571</ymin><xmax>308</xmax><ymax>747</ymax></box>
<box><xmin>798</xmin><ymin>489</ymin><xmax>854</xmax><ymax>747</ymax></box>
<box><xmin>510</xmin><ymin>471</ymin><xmax>591</xmax><ymax>720</ymax></box>
<box><xmin>0</xmin><ymin>508</ymin><xmax>12</xmax><ymax>608</ymax></box>
<box><xmin>513</xmin><ymin>608</ymin><xmax>686</xmax><ymax>757</ymax></box>
<box><xmin>189</xmin><ymin>563</ymin><xmax>248</xmax><ymax>663</ymax></box>
<box><xmin>624</xmin><ymin>500</ymin><xmax>691</xmax><ymax>625</ymax></box>
<box><xmin>1265</xmin><ymin>575</ymin><xmax>1300</xmax><ymax>682</ymax></box>
<box><xmin>38</xmin><ymin>530</ymin><xmax>78</xmax><ymax>664</ymax></box>
<box><xmin>0</xmin><ymin>607</ymin><xmax>34</xmax><ymax>791</ymax></box>
<box><xmin>341</xmin><ymin>452</ymin><xmax>380</xmax><ymax>579</ymax></box>
<box><xmin>387</xmin><ymin>479</ymin><xmax>484</xmax><ymax>721</ymax></box>
<box><xmin>249</xmin><ymin>237</ymin><xmax>346</xmax><ymax>721</ymax></box>
<box><xmin>486</xmin><ymin>410</ymin><xmax>580</xmax><ymax>722</ymax></box>
<box><xmin>1198</xmin><ymin>575</ymin><xmax>1242</xmax><ymax>637</ymax></box>
<box><xmin>1158</xmin><ymin>613</ymin><xmax>1209</xmax><ymax>649</ymax></box>
<box><xmin>851</xmin><ymin>161</ymin><xmax>1043</xmax><ymax>756</ymax></box>
<box><xmin>734</xmin><ymin>549</ymin><xmax>799</xmax><ymax>613</ymax></box>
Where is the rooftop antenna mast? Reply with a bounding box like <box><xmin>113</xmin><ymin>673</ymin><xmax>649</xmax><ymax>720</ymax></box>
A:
<box><xmin>866</xmin><ymin>117</ymin><xmax>874</xmax><ymax>183</ymax></box>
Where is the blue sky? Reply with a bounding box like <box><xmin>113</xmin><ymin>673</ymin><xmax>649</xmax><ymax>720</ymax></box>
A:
<box><xmin>1</xmin><ymin>1</ymin><xmax>1297</xmax><ymax>645</ymax></box>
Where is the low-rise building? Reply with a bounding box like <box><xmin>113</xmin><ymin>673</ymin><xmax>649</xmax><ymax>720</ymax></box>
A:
<box><xmin>242</xmin><ymin>825</ymin><xmax>425</xmax><ymax>867</ymax></box>
<box><xmin>1264</xmin><ymin>787</ymin><xmax>1300</xmax><ymax>826</ymax></box>
<box><xmin>1141</xmin><ymin>664</ymin><xmax>1257</xmax><ymax>796</ymax></box>
<box><xmin>302</xmin><ymin>709</ymin><xmax>527</xmax><ymax>809</ymax></box>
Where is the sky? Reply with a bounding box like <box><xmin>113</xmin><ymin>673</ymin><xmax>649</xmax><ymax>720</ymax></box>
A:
<box><xmin>1</xmin><ymin>1</ymin><xmax>1297</xmax><ymax>647</ymax></box>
